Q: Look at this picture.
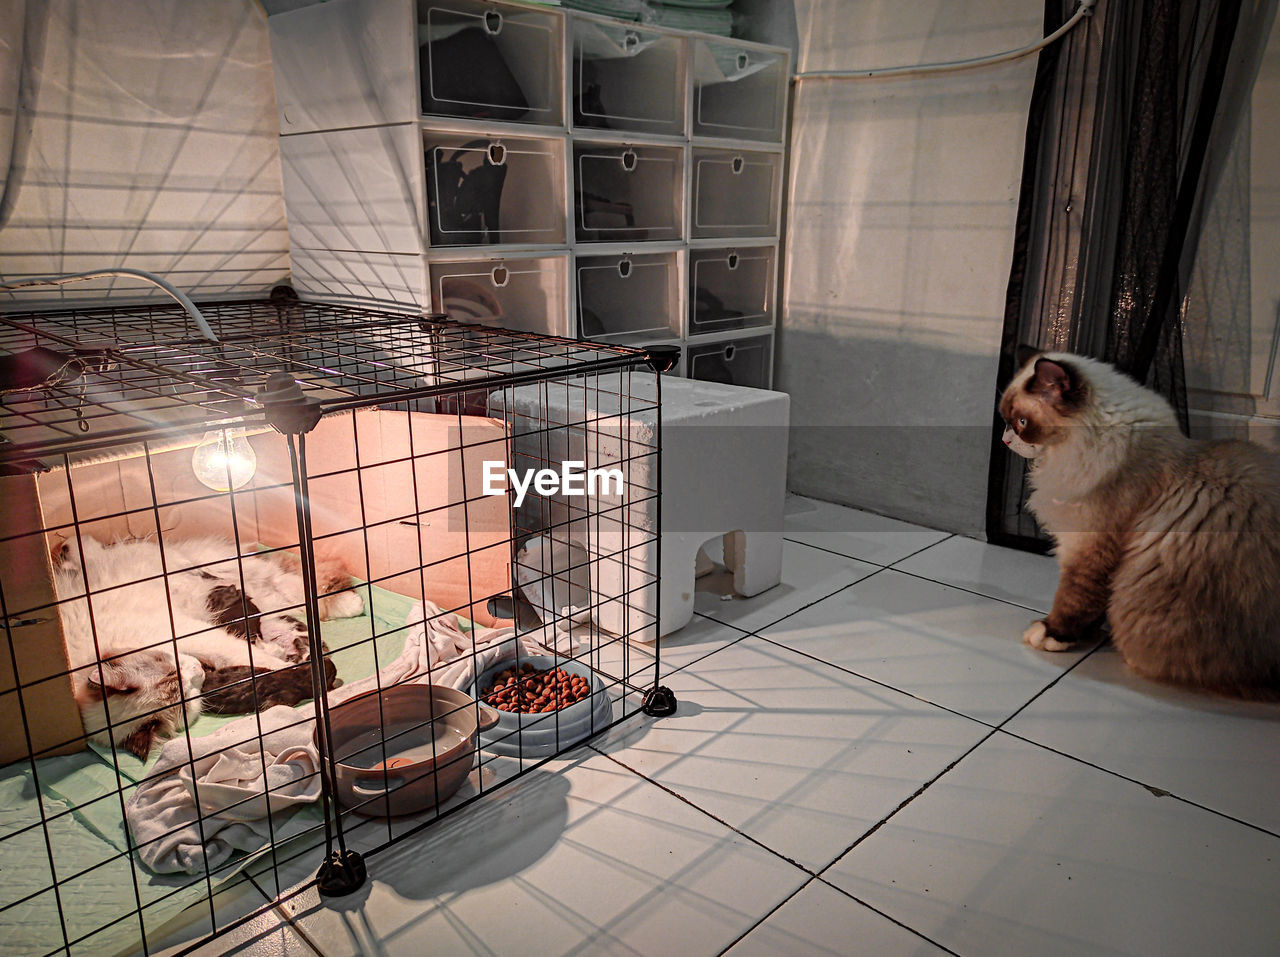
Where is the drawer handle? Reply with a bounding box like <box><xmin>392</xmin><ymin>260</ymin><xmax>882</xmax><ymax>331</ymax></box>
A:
<box><xmin>723</xmin><ymin>344</ymin><xmax>736</xmax><ymax>361</ymax></box>
<box><xmin>621</xmin><ymin>149</ymin><xmax>638</xmax><ymax>172</ymax></box>
<box><xmin>484</xmin><ymin>10</ymin><xmax>503</xmax><ymax>35</ymax></box>
<box><xmin>491</xmin><ymin>265</ymin><xmax>509</xmax><ymax>287</ymax></box>
<box><xmin>624</xmin><ymin>31</ymin><xmax>640</xmax><ymax>54</ymax></box>
<box><xmin>736</xmin><ymin>52</ymin><xmax>749</xmax><ymax>71</ymax></box>
<box><xmin>731</xmin><ymin>155</ymin><xmax>744</xmax><ymax>175</ymax></box>
<box><xmin>727</xmin><ymin>252</ymin><xmax>739</xmax><ymax>270</ymax></box>
<box><xmin>617</xmin><ymin>258</ymin><xmax>632</xmax><ymax>279</ymax></box>
<box><xmin>487</xmin><ymin>142</ymin><xmax>506</xmax><ymax>166</ymax></box>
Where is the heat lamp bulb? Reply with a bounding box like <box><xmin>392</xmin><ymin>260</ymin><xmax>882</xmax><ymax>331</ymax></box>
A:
<box><xmin>191</xmin><ymin>429</ymin><xmax>257</xmax><ymax>491</ymax></box>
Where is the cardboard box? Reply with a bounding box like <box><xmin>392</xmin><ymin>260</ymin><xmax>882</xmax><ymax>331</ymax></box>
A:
<box><xmin>0</xmin><ymin>408</ymin><xmax>512</xmax><ymax>765</ymax></box>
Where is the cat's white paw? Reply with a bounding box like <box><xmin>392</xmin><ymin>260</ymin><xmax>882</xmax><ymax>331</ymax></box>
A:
<box><xmin>1023</xmin><ymin>620</ymin><xmax>1073</xmax><ymax>652</ymax></box>
<box><xmin>177</xmin><ymin>654</ymin><xmax>206</xmax><ymax>720</ymax></box>
<box><xmin>324</xmin><ymin>588</ymin><xmax>365</xmax><ymax>620</ymax></box>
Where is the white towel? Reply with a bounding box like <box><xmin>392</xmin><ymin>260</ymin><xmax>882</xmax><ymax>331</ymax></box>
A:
<box><xmin>127</xmin><ymin>602</ymin><xmax>562</xmax><ymax>875</ymax></box>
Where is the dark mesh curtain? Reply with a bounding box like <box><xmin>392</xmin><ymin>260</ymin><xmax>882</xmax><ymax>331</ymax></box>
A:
<box><xmin>986</xmin><ymin>0</ymin><xmax>1276</xmax><ymax>551</ymax></box>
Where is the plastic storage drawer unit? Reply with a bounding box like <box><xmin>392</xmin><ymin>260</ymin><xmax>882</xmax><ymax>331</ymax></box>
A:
<box><xmin>687</xmin><ymin>333</ymin><xmax>773</xmax><ymax>389</ymax></box>
<box><xmin>571</xmin><ymin>19</ymin><xmax>686</xmax><ymax>137</ymax></box>
<box><xmin>691</xmin><ymin>39</ymin><xmax>788</xmax><ymax>142</ymax></box>
<box><xmin>574</xmin><ymin>142</ymin><xmax>684</xmax><ymax>242</ymax></box>
<box><xmin>425</xmin><ymin>133</ymin><xmax>567</xmax><ymax>247</ymax></box>
<box><xmin>688</xmin><ymin>247</ymin><xmax>775</xmax><ymax>335</ymax></box>
<box><xmin>419</xmin><ymin>0</ymin><xmax>564</xmax><ymax>126</ymax></box>
<box><xmin>576</xmin><ymin>251</ymin><xmax>680</xmax><ymax>342</ymax></box>
<box><xmin>691</xmin><ymin>148</ymin><xmax>781</xmax><ymax>240</ymax></box>
<box><xmin>430</xmin><ymin>254</ymin><xmax>569</xmax><ymax>335</ymax></box>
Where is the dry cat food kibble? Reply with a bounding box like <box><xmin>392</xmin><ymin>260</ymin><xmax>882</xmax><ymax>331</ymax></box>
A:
<box><xmin>481</xmin><ymin>663</ymin><xmax>591</xmax><ymax>713</ymax></box>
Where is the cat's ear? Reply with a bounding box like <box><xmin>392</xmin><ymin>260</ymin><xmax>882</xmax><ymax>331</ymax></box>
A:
<box><xmin>84</xmin><ymin>660</ymin><xmax>137</xmax><ymax>697</ymax></box>
<box><xmin>1015</xmin><ymin>344</ymin><xmax>1042</xmax><ymax>369</ymax></box>
<box><xmin>1028</xmin><ymin>357</ymin><xmax>1084</xmax><ymax>408</ymax></box>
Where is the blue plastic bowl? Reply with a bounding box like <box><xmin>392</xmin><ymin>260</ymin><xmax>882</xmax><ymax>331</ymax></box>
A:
<box><xmin>469</xmin><ymin>654</ymin><xmax>612</xmax><ymax>757</ymax></box>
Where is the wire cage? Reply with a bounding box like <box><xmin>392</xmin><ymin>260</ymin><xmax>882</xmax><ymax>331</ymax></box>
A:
<box><xmin>0</xmin><ymin>295</ymin><xmax>665</xmax><ymax>956</ymax></box>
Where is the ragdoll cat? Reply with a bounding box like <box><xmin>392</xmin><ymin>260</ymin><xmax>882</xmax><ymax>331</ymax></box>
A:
<box><xmin>999</xmin><ymin>349</ymin><xmax>1280</xmax><ymax>698</ymax></box>
<box><xmin>52</xmin><ymin>535</ymin><xmax>364</xmax><ymax>757</ymax></box>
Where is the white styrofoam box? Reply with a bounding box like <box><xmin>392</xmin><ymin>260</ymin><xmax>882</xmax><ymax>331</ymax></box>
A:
<box><xmin>574</xmin><ymin>142</ymin><xmax>684</xmax><ymax>242</ymax></box>
<box><xmin>492</xmin><ymin>373</ymin><xmax>789</xmax><ymax>639</ymax></box>
<box><xmin>279</xmin><ymin>124</ymin><xmax>423</xmax><ymax>256</ymax></box>
<box><xmin>419</xmin><ymin>0</ymin><xmax>564</xmax><ymax>127</ymax></box>
<box><xmin>289</xmin><ymin>248</ymin><xmax>424</xmax><ymax>307</ymax></box>
<box><xmin>687</xmin><ymin>333</ymin><xmax>774</xmax><ymax>390</ymax></box>
<box><xmin>688</xmin><ymin>246</ymin><xmax>776</xmax><ymax>335</ymax></box>
<box><xmin>571</xmin><ymin>17</ymin><xmax>686</xmax><ymax>138</ymax></box>
<box><xmin>429</xmin><ymin>253</ymin><xmax>570</xmax><ymax>335</ymax></box>
<box><xmin>691</xmin><ymin>148</ymin><xmax>782</xmax><ymax>239</ymax></box>
<box><xmin>575</xmin><ymin>251</ymin><xmax>681</xmax><ymax>342</ymax></box>
<box><xmin>424</xmin><ymin>132</ymin><xmax>567</xmax><ymax>247</ymax></box>
<box><xmin>691</xmin><ymin>38</ymin><xmax>788</xmax><ymax>142</ymax></box>
<box><xmin>270</xmin><ymin>0</ymin><xmax>418</xmax><ymax>134</ymax></box>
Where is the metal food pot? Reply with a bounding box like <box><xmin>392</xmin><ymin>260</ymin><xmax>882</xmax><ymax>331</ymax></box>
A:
<box><xmin>320</xmin><ymin>683</ymin><xmax>498</xmax><ymax>818</ymax></box>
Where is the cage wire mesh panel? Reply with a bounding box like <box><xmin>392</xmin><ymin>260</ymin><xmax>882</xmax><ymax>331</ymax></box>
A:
<box><xmin>0</xmin><ymin>298</ymin><xmax>660</xmax><ymax>956</ymax></box>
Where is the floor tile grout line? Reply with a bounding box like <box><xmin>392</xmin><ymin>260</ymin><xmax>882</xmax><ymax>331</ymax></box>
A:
<box><xmin>750</xmin><ymin>631</ymin><xmax>1005</xmax><ymax>730</ymax></box>
<box><xmin>810</xmin><ymin>876</ymin><xmax>965</xmax><ymax>957</ymax></box>
<box><xmin>885</xmin><ymin>566</ymin><xmax>1051</xmax><ymax>616</ymax></box>
<box><xmin>817</xmin><ymin>724</ymin><xmax>1004</xmax><ymax>881</ymax></box>
<box><xmin>590</xmin><ymin>746</ymin><xmax>820</xmax><ymax>878</ymax></box>
<box><xmin>993</xmin><ymin>726</ymin><xmax>1280</xmax><ymax>841</ymax></box>
<box><xmin>941</xmin><ymin>631</ymin><xmax>1280</xmax><ymax>838</ymax></box>
<box><xmin>713</xmin><ymin>869</ymin><xmax>963</xmax><ymax>957</ymax></box>
<box><xmin>809</xmin><ymin>640</ymin><xmax>1106</xmax><ymax>879</ymax></box>
<box><xmin>699</xmin><ymin>562</ymin><xmax>889</xmax><ymax>636</ymax></box>
<box><xmin>783</xmin><ymin>531</ymin><xmax>954</xmax><ymax>571</ymax></box>
<box><xmin>247</xmin><ymin>873</ymin><xmax>329</xmax><ymax>956</ymax></box>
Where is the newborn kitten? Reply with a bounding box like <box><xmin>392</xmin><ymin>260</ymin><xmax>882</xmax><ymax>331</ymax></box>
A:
<box><xmin>999</xmin><ymin>350</ymin><xmax>1280</xmax><ymax>698</ymax></box>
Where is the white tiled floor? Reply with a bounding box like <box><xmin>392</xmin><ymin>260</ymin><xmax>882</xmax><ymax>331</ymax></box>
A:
<box><xmin>171</xmin><ymin>496</ymin><xmax>1280</xmax><ymax>957</ymax></box>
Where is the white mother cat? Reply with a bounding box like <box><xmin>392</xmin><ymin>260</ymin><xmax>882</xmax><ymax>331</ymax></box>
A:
<box><xmin>54</xmin><ymin>536</ymin><xmax>363</xmax><ymax>757</ymax></box>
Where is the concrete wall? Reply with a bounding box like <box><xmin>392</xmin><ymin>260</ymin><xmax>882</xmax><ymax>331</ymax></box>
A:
<box><xmin>779</xmin><ymin>0</ymin><xmax>1045</xmax><ymax>536</ymax></box>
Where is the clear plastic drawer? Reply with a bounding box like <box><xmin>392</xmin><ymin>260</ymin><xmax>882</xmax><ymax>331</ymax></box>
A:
<box><xmin>571</xmin><ymin>19</ymin><xmax>685</xmax><ymax>137</ymax></box>
<box><xmin>575</xmin><ymin>252</ymin><xmax>680</xmax><ymax>342</ymax></box>
<box><xmin>687</xmin><ymin>334</ymin><xmax>773</xmax><ymax>389</ymax></box>
<box><xmin>688</xmin><ymin>247</ymin><xmax>775</xmax><ymax>335</ymax></box>
<box><xmin>418</xmin><ymin>0</ymin><xmax>563</xmax><ymax>126</ymax></box>
<box><xmin>691</xmin><ymin>148</ymin><xmax>781</xmax><ymax>239</ymax></box>
<box><xmin>429</xmin><ymin>254</ymin><xmax>569</xmax><ymax>335</ymax></box>
<box><xmin>691</xmin><ymin>39</ymin><xmax>787</xmax><ymax>142</ymax></box>
<box><xmin>425</xmin><ymin>133</ymin><xmax>566</xmax><ymax>247</ymax></box>
<box><xmin>574</xmin><ymin>142</ymin><xmax>684</xmax><ymax>242</ymax></box>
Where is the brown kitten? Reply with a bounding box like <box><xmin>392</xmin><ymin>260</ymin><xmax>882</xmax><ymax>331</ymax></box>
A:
<box><xmin>200</xmin><ymin>657</ymin><xmax>340</xmax><ymax>715</ymax></box>
<box><xmin>999</xmin><ymin>351</ymin><xmax>1280</xmax><ymax>699</ymax></box>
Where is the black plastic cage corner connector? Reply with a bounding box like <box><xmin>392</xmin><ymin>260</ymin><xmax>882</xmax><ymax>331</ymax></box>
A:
<box><xmin>316</xmin><ymin>848</ymin><xmax>368</xmax><ymax>898</ymax></box>
<box><xmin>642</xmin><ymin>685</ymin><xmax>678</xmax><ymax>717</ymax></box>
<box><xmin>258</xmin><ymin>370</ymin><xmax>323</xmax><ymax>435</ymax></box>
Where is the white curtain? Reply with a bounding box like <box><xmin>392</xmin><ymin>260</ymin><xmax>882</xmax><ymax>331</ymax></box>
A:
<box><xmin>0</xmin><ymin>0</ymin><xmax>290</xmax><ymax>305</ymax></box>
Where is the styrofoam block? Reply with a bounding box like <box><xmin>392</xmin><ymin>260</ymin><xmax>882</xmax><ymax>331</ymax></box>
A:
<box><xmin>492</xmin><ymin>373</ymin><xmax>788</xmax><ymax>639</ymax></box>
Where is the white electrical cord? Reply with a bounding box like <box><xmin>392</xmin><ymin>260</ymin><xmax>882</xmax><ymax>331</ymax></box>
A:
<box><xmin>792</xmin><ymin>0</ymin><xmax>1096</xmax><ymax>82</ymax></box>
<box><xmin>0</xmin><ymin>267</ymin><xmax>220</xmax><ymax>343</ymax></box>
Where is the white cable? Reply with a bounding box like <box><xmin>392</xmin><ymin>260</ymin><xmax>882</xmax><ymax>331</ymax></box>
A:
<box><xmin>792</xmin><ymin>0</ymin><xmax>1096</xmax><ymax>83</ymax></box>
<box><xmin>0</xmin><ymin>267</ymin><xmax>220</xmax><ymax>342</ymax></box>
